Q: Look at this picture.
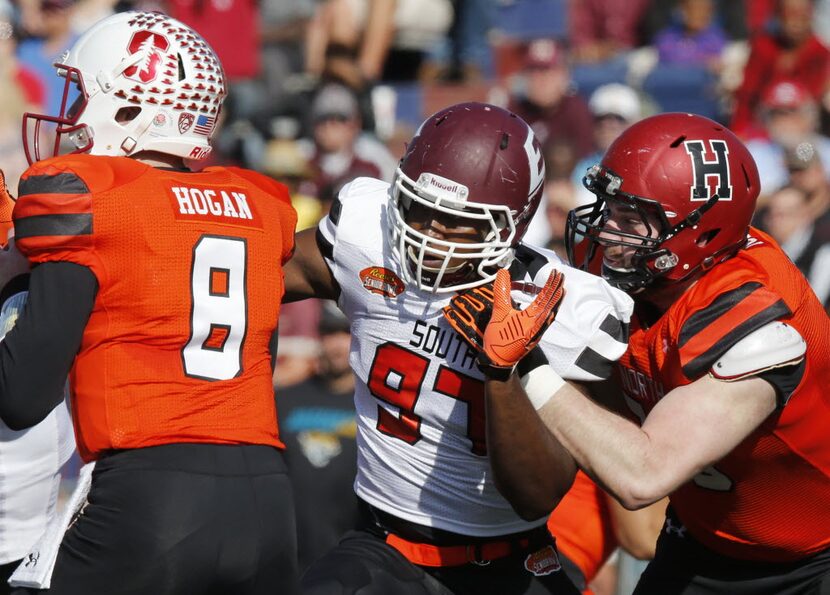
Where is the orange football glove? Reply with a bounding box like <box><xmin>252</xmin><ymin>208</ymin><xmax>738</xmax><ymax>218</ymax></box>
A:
<box><xmin>0</xmin><ymin>170</ymin><xmax>14</xmax><ymax>249</ymax></box>
<box><xmin>441</xmin><ymin>284</ymin><xmax>495</xmax><ymax>353</ymax></box>
<box><xmin>479</xmin><ymin>268</ymin><xmax>565</xmax><ymax>377</ymax></box>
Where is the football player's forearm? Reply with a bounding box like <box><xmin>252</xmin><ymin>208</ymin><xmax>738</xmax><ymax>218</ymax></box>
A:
<box><xmin>485</xmin><ymin>374</ymin><xmax>577</xmax><ymax>520</ymax></box>
<box><xmin>0</xmin><ymin>262</ymin><xmax>96</xmax><ymax>430</ymax></box>
<box><xmin>282</xmin><ymin>228</ymin><xmax>340</xmax><ymax>302</ymax></box>
<box><xmin>537</xmin><ymin>385</ymin><xmax>668</xmax><ymax>510</ymax></box>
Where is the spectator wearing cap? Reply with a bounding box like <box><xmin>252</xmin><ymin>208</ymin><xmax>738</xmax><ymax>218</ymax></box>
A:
<box><xmin>298</xmin><ymin>82</ymin><xmax>397</xmax><ymax>199</ymax></box>
<box><xmin>731</xmin><ymin>0</ymin><xmax>830</xmax><ymax>138</ymax></box>
<box><xmin>745</xmin><ymin>79</ymin><xmax>830</xmax><ymax>196</ymax></box>
<box><xmin>507</xmin><ymin>39</ymin><xmax>595</xmax><ymax>159</ymax></box>
<box><xmin>570</xmin><ymin>83</ymin><xmax>642</xmax><ymax>206</ymax></box>
<box><xmin>276</xmin><ymin>301</ymin><xmax>360</xmax><ymax>572</ymax></box>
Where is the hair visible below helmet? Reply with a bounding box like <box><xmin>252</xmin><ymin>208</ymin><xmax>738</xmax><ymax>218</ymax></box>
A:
<box><xmin>23</xmin><ymin>11</ymin><xmax>226</xmax><ymax>164</ymax></box>
<box><xmin>566</xmin><ymin>112</ymin><xmax>761</xmax><ymax>293</ymax></box>
<box><xmin>390</xmin><ymin>102</ymin><xmax>545</xmax><ymax>293</ymax></box>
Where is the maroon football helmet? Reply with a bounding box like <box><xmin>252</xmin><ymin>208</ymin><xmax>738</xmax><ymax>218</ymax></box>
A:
<box><xmin>566</xmin><ymin>113</ymin><xmax>761</xmax><ymax>293</ymax></box>
<box><xmin>390</xmin><ymin>102</ymin><xmax>545</xmax><ymax>292</ymax></box>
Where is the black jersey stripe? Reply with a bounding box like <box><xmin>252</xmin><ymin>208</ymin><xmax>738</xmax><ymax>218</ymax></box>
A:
<box><xmin>19</xmin><ymin>173</ymin><xmax>90</xmax><ymax>196</ymax></box>
<box><xmin>681</xmin><ymin>299</ymin><xmax>792</xmax><ymax>379</ymax></box>
<box><xmin>599</xmin><ymin>312</ymin><xmax>629</xmax><ymax>343</ymax></box>
<box><xmin>15</xmin><ymin>213</ymin><xmax>92</xmax><ymax>239</ymax></box>
<box><xmin>316</xmin><ymin>228</ymin><xmax>334</xmax><ymax>261</ymax></box>
<box><xmin>511</xmin><ymin>244</ymin><xmax>548</xmax><ymax>280</ymax></box>
<box><xmin>328</xmin><ymin>196</ymin><xmax>343</xmax><ymax>226</ymax></box>
<box><xmin>574</xmin><ymin>347</ymin><xmax>615</xmax><ymax>379</ymax></box>
<box><xmin>678</xmin><ymin>282</ymin><xmax>764</xmax><ymax>348</ymax></box>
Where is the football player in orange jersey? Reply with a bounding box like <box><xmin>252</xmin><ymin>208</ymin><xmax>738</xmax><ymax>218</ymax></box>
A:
<box><xmin>451</xmin><ymin>113</ymin><xmax>830</xmax><ymax>593</ymax></box>
<box><xmin>0</xmin><ymin>12</ymin><xmax>299</xmax><ymax>595</ymax></box>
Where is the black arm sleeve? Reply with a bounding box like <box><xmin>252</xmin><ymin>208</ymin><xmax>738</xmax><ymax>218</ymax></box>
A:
<box><xmin>0</xmin><ymin>261</ymin><xmax>98</xmax><ymax>430</ymax></box>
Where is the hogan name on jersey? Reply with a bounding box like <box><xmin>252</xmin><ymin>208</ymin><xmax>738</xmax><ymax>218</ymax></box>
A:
<box><xmin>170</xmin><ymin>185</ymin><xmax>256</xmax><ymax>221</ymax></box>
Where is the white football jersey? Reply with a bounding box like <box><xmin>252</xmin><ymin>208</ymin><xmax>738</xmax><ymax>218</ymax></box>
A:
<box><xmin>318</xmin><ymin>178</ymin><xmax>633</xmax><ymax>537</ymax></box>
<box><xmin>0</xmin><ymin>290</ymin><xmax>75</xmax><ymax>563</ymax></box>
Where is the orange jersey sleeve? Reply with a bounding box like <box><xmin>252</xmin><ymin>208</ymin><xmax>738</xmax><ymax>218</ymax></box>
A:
<box><xmin>15</xmin><ymin>154</ymin><xmax>298</xmax><ymax>462</ymax></box>
<box><xmin>547</xmin><ymin>471</ymin><xmax>616</xmax><ymax>583</ymax></box>
<box><xmin>618</xmin><ymin>229</ymin><xmax>830</xmax><ymax>562</ymax></box>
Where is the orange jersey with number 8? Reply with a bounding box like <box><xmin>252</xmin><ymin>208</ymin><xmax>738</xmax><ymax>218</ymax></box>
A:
<box><xmin>14</xmin><ymin>154</ymin><xmax>297</xmax><ymax>462</ymax></box>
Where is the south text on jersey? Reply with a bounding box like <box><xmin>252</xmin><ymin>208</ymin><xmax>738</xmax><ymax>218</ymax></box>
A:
<box><xmin>410</xmin><ymin>320</ymin><xmax>479</xmax><ymax>372</ymax></box>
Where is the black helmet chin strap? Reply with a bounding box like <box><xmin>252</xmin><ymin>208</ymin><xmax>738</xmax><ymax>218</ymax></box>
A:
<box><xmin>664</xmin><ymin>192</ymin><xmax>720</xmax><ymax>240</ymax></box>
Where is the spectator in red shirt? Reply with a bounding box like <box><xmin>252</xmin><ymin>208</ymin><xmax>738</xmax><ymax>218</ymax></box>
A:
<box><xmin>507</xmin><ymin>39</ymin><xmax>596</xmax><ymax>159</ymax></box>
<box><xmin>298</xmin><ymin>83</ymin><xmax>397</xmax><ymax>196</ymax></box>
<box><xmin>569</xmin><ymin>0</ymin><xmax>650</xmax><ymax>63</ymax></box>
<box><xmin>164</xmin><ymin>0</ymin><xmax>262</xmax><ymax>121</ymax></box>
<box><xmin>731</xmin><ymin>0</ymin><xmax>830</xmax><ymax>138</ymax></box>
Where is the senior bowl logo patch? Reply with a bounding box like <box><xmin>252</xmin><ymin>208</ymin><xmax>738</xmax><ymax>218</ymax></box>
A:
<box><xmin>178</xmin><ymin>112</ymin><xmax>195</xmax><ymax>134</ymax></box>
<box><xmin>524</xmin><ymin>546</ymin><xmax>561</xmax><ymax>577</ymax></box>
<box><xmin>360</xmin><ymin>267</ymin><xmax>405</xmax><ymax>297</ymax></box>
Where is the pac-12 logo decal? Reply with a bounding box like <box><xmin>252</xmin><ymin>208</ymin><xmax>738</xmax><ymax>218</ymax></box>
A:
<box><xmin>684</xmin><ymin>139</ymin><xmax>732</xmax><ymax>202</ymax></box>
<box><xmin>178</xmin><ymin>112</ymin><xmax>195</xmax><ymax>134</ymax></box>
<box><xmin>124</xmin><ymin>31</ymin><xmax>170</xmax><ymax>83</ymax></box>
<box><xmin>359</xmin><ymin>267</ymin><xmax>405</xmax><ymax>297</ymax></box>
<box><xmin>524</xmin><ymin>545</ymin><xmax>561</xmax><ymax>576</ymax></box>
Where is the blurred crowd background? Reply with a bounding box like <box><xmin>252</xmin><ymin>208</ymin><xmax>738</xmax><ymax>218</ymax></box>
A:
<box><xmin>3</xmin><ymin>1</ymin><xmax>829</xmax><ymax>593</ymax></box>
<box><xmin>2</xmin><ymin>0</ymin><xmax>828</xmax><ymax>373</ymax></box>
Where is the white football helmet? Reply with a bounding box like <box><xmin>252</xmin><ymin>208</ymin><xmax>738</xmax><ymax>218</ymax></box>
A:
<box><xmin>23</xmin><ymin>11</ymin><xmax>227</xmax><ymax>164</ymax></box>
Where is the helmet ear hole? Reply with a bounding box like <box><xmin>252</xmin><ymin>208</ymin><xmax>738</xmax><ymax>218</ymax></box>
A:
<box><xmin>115</xmin><ymin>106</ymin><xmax>141</xmax><ymax>123</ymax></box>
<box><xmin>177</xmin><ymin>54</ymin><xmax>186</xmax><ymax>81</ymax></box>
<box><xmin>696</xmin><ymin>228</ymin><xmax>720</xmax><ymax>247</ymax></box>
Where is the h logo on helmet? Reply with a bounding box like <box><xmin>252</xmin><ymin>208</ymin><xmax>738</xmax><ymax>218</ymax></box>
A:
<box><xmin>684</xmin><ymin>140</ymin><xmax>732</xmax><ymax>202</ymax></box>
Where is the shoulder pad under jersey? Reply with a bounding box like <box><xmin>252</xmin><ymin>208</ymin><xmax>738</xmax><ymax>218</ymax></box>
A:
<box><xmin>317</xmin><ymin>177</ymin><xmax>389</xmax><ymax>258</ymax></box>
<box><xmin>19</xmin><ymin>154</ymin><xmax>147</xmax><ymax>195</ymax></box>
<box><xmin>710</xmin><ymin>321</ymin><xmax>806</xmax><ymax>381</ymax></box>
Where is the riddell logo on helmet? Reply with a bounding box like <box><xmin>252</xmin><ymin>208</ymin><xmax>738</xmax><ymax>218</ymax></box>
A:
<box><xmin>417</xmin><ymin>173</ymin><xmax>469</xmax><ymax>202</ymax></box>
<box><xmin>428</xmin><ymin>178</ymin><xmax>459</xmax><ymax>194</ymax></box>
<box><xmin>124</xmin><ymin>31</ymin><xmax>170</xmax><ymax>83</ymax></box>
<box><xmin>359</xmin><ymin>267</ymin><xmax>405</xmax><ymax>297</ymax></box>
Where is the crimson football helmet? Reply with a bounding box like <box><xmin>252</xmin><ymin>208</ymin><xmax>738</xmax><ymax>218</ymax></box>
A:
<box><xmin>566</xmin><ymin>113</ymin><xmax>761</xmax><ymax>293</ymax></box>
<box><xmin>23</xmin><ymin>11</ymin><xmax>226</xmax><ymax>164</ymax></box>
<box><xmin>390</xmin><ymin>102</ymin><xmax>545</xmax><ymax>293</ymax></box>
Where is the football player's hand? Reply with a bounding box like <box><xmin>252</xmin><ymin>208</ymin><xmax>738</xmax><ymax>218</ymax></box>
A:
<box><xmin>479</xmin><ymin>268</ymin><xmax>565</xmax><ymax>377</ymax></box>
<box><xmin>442</xmin><ymin>284</ymin><xmax>495</xmax><ymax>353</ymax></box>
